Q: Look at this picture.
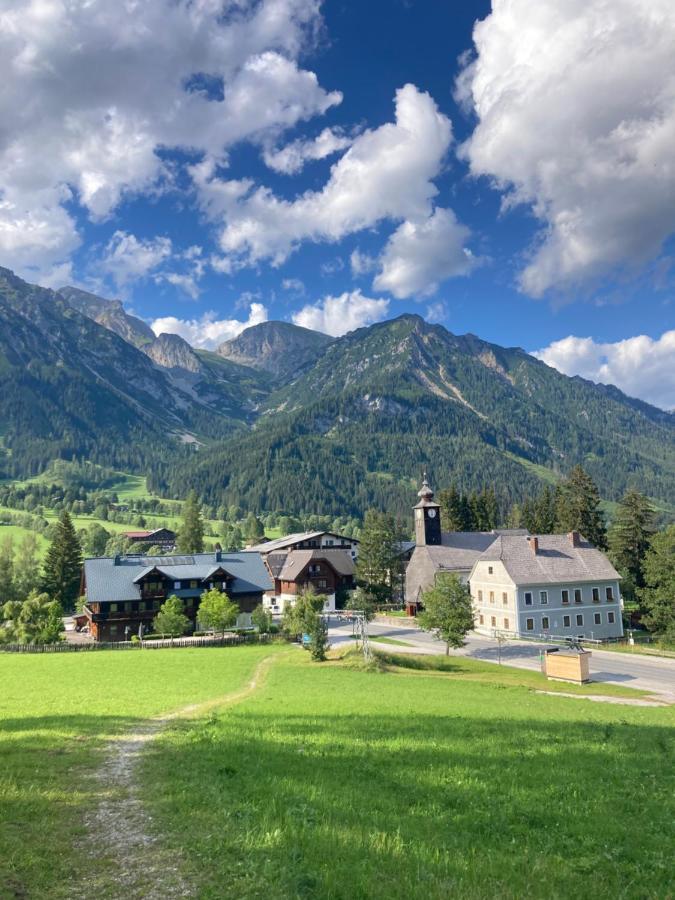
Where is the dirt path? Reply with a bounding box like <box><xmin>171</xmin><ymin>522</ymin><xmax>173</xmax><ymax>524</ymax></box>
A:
<box><xmin>534</xmin><ymin>690</ymin><xmax>671</xmax><ymax>707</ymax></box>
<box><xmin>71</xmin><ymin>653</ymin><xmax>281</xmax><ymax>900</ymax></box>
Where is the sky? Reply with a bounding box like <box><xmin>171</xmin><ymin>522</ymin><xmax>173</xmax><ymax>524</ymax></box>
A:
<box><xmin>1</xmin><ymin>0</ymin><xmax>674</xmax><ymax>409</ymax></box>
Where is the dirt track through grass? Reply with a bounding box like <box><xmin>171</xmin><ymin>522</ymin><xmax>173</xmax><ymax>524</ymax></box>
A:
<box><xmin>73</xmin><ymin>653</ymin><xmax>283</xmax><ymax>899</ymax></box>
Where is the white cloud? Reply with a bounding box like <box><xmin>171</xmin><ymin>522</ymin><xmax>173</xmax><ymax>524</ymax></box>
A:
<box><xmin>263</xmin><ymin>127</ymin><xmax>353</xmax><ymax>174</ymax></box>
<box><xmin>282</xmin><ymin>277</ymin><xmax>306</xmax><ymax>295</ymax></box>
<box><xmin>101</xmin><ymin>231</ymin><xmax>172</xmax><ymax>287</ymax></box>
<box><xmin>458</xmin><ymin>0</ymin><xmax>675</xmax><ymax>297</ymax></box>
<box><xmin>533</xmin><ymin>331</ymin><xmax>675</xmax><ymax>410</ymax></box>
<box><xmin>350</xmin><ymin>249</ymin><xmax>377</xmax><ymax>276</ymax></box>
<box><xmin>425</xmin><ymin>301</ymin><xmax>447</xmax><ymax>324</ymax></box>
<box><xmin>292</xmin><ymin>290</ymin><xmax>389</xmax><ymax>336</ymax></box>
<box><xmin>151</xmin><ymin>303</ymin><xmax>269</xmax><ymax>350</ymax></box>
<box><xmin>197</xmin><ymin>84</ymin><xmax>453</xmax><ymax>266</ymax></box>
<box><xmin>0</xmin><ymin>0</ymin><xmax>334</xmax><ymax>282</ymax></box>
<box><xmin>373</xmin><ymin>207</ymin><xmax>476</xmax><ymax>298</ymax></box>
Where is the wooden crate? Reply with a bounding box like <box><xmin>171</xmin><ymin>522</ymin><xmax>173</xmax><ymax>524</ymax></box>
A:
<box><xmin>545</xmin><ymin>650</ymin><xmax>591</xmax><ymax>684</ymax></box>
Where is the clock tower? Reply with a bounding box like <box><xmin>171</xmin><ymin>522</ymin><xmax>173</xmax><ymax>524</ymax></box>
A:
<box><xmin>414</xmin><ymin>474</ymin><xmax>442</xmax><ymax>546</ymax></box>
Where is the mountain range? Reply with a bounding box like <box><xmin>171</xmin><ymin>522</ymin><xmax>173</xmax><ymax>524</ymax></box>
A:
<box><xmin>1</xmin><ymin>266</ymin><xmax>673</xmax><ymax>518</ymax></box>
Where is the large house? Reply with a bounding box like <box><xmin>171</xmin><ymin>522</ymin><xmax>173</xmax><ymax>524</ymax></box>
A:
<box><xmin>81</xmin><ymin>550</ymin><xmax>272</xmax><ymax>641</ymax></box>
<box><xmin>249</xmin><ymin>530</ymin><xmax>359</xmax><ymax>559</ymax></box>
<box><xmin>250</xmin><ymin>530</ymin><xmax>359</xmax><ymax>613</ymax></box>
<box><xmin>405</xmin><ymin>477</ymin><xmax>623</xmax><ymax>640</ymax></box>
<box><xmin>470</xmin><ymin>533</ymin><xmax>623</xmax><ymax>640</ymax></box>
<box><xmin>262</xmin><ymin>549</ymin><xmax>356</xmax><ymax>613</ymax></box>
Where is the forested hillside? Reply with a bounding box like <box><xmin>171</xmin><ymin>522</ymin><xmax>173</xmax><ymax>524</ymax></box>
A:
<box><xmin>1</xmin><ymin>269</ymin><xmax>673</xmax><ymax>519</ymax></box>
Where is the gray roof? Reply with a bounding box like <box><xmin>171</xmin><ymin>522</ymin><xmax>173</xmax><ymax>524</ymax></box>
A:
<box><xmin>278</xmin><ymin>549</ymin><xmax>355</xmax><ymax>581</ymax></box>
<box><xmin>474</xmin><ymin>534</ymin><xmax>621</xmax><ymax>585</ymax></box>
<box><xmin>83</xmin><ymin>551</ymin><xmax>272</xmax><ymax>604</ymax></box>
<box><xmin>248</xmin><ymin>530</ymin><xmax>358</xmax><ymax>553</ymax></box>
<box><xmin>404</xmin><ymin>530</ymin><xmax>530</xmax><ymax>603</ymax></box>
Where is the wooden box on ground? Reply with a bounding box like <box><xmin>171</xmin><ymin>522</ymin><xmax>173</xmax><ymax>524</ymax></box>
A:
<box><xmin>545</xmin><ymin>650</ymin><xmax>591</xmax><ymax>684</ymax></box>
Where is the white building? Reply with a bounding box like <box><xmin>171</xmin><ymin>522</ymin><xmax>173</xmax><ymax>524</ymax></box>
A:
<box><xmin>470</xmin><ymin>532</ymin><xmax>623</xmax><ymax>640</ymax></box>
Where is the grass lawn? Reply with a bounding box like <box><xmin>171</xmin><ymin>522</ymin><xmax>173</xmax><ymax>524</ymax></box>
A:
<box><xmin>1</xmin><ymin>645</ymin><xmax>673</xmax><ymax>899</ymax></box>
<box><xmin>368</xmin><ymin>636</ymin><xmax>413</xmax><ymax>647</ymax></box>
<box><xmin>0</xmin><ymin>644</ymin><xmax>279</xmax><ymax>898</ymax></box>
<box><xmin>142</xmin><ymin>650</ymin><xmax>675</xmax><ymax>899</ymax></box>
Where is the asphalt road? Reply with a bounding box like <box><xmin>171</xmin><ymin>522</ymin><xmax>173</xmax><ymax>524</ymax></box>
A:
<box><xmin>327</xmin><ymin>618</ymin><xmax>675</xmax><ymax>699</ymax></box>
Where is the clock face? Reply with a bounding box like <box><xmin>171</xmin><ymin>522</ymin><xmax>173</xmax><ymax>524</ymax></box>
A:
<box><xmin>427</xmin><ymin>508</ymin><xmax>437</xmax><ymax>519</ymax></box>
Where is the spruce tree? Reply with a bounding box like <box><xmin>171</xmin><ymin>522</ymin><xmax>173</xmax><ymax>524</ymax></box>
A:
<box><xmin>534</xmin><ymin>485</ymin><xmax>557</xmax><ymax>534</ymax></box>
<box><xmin>555</xmin><ymin>466</ymin><xmax>607</xmax><ymax>549</ymax></box>
<box><xmin>42</xmin><ymin>510</ymin><xmax>83</xmax><ymax>610</ymax></box>
<box><xmin>355</xmin><ymin>510</ymin><xmax>402</xmax><ymax>604</ymax></box>
<box><xmin>608</xmin><ymin>489</ymin><xmax>656</xmax><ymax>602</ymax></box>
<box><xmin>639</xmin><ymin>526</ymin><xmax>675</xmax><ymax>638</ymax></box>
<box><xmin>177</xmin><ymin>491</ymin><xmax>204</xmax><ymax>554</ymax></box>
<box><xmin>439</xmin><ymin>485</ymin><xmax>464</xmax><ymax>530</ymax></box>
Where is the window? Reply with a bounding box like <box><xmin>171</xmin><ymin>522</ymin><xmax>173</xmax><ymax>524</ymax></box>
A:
<box><xmin>190</xmin><ymin>580</ymin><xmax>198</xmax><ymax>589</ymax></box>
<box><xmin>109</xmin><ymin>603</ymin><xmax>118</xmax><ymax>612</ymax></box>
<box><xmin>542</xmin><ymin>616</ymin><xmax>550</xmax><ymax>630</ymax></box>
<box><xmin>318</xmin><ymin>579</ymin><xmax>327</xmax><ymax>588</ymax></box>
<box><xmin>594</xmin><ymin>613</ymin><xmax>601</xmax><ymax>625</ymax></box>
<box><xmin>540</xmin><ymin>591</ymin><xmax>548</xmax><ymax>605</ymax></box>
<box><xmin>606</xmin><ymin>586</ymin><xmax>614</xmax><ymax>602</ymax></box>
<box><xmin>124</xmin><ymin>602</ymin><xmax>132</xmax><ymax>613</ymax></box>
<box><xmin>174</xmin><ymin>581</ymin><xmax>181</xmax><ymax>590</ymax></box>
<box><xmin>574</xmin><ymin>589</ymin><xmax>582</xmax><ymax>604</ymax></box>
<box><xmin>562</xmin><ymin>590</ymin><xmax>570</xmax><ymax>604</ymax></box>
<box><xmin>478</xmin><ymin>590</ymin><xmax>483</xmax><ymax>602</ymax></box>
<box><xmin>502</xmin><ymin>592</ymin><xmax>508</xmax><ymax>606</ymax></box>
<box><xmin>503</xmin><ymin>618</ymin><xmax>509</xmax><ymax>629</ymax></box>
<box><xmin>526</xmin><ymin>618</ymin><xmax>534</xmax><ymax>631</ymax></box>
<box><xmin>479</xmin><ymin>614</ymin><xmax>484</xmax><ymax>625</ymax></box>
<box><xmin>608</xmin><ymin>612</ymin><xmax>615</xmax><ymax>624</ymax></box>
<box><xmin>109</xmin><ymin>624</ymin><xmax>118</xmax><ymax>634</ymax></box>
<box><xmin>489</xmin><ymin>591</ymin><xmax>495</xmax><ymax>604</ymax></box>
<box><xmin>524</xmin><ymin>592</ymin><xmax>533</xmax><ymax>606</ymax></box>
<box><xmin>491</xmin><ymin>616</ymin><xmax>496</xmax><ymax>627</ymax></box>
<box><xmin>563</xmin><ymin>615</ymin><xmax>571</xmax><ymax>628</ymax></box>
<box><xmin>576</xmin><ymin>614</ymin><xmax>584</xmax><ymax>627</ymax></box>
<box><xmin>488</xmin><ymin>566</ymin><xmax>493</xmax><ymax>575</ymax></box>
<box><xmin>592</xmin><ymin>588</ymin><xmax>600</xmax><ymax>603</ymax></box>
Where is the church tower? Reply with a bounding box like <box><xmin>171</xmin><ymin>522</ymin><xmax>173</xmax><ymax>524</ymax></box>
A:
<box><xmin>414</xmin><ymin>474</ymin><xmax>442</xmax><ymax>546</ymax></box>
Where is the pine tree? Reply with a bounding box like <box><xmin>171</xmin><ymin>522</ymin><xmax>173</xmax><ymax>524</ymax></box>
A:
<box><xmin>177</xmin><ymin>491</ymin><xmax>204</xmax><ymax>554</ymax></box>
<box><xmin>42</xmin><ymin>510</ymin><xmax>83</xmax><ymax>610</ymax></box>
<box><xmin>639</xmin><ymin>526</ymin><xmax>675</xmax><ymax>638</ymax></box>
<box><xmin>555</xmin><ymin>466</ymin><xmax>607</xmax><ymax>549</ymax></box>
<box><xmin>439</xmin><ymin>485</ymin><xmax>464</xmax><ymax>530</ymax></box>
<box><xmin>355</xmin><ymin>510</ymin><xmax>402</xmax><ymax>604</ymax></box>
<box><xmin>534</xmin><ymin>485</ymin><xmax>557</xmax><ymax>534</ymax></box>
<box><xmin>608</xmin><ymin>488</ymin><xmax>656</xmax><ymax>602</ymax></box>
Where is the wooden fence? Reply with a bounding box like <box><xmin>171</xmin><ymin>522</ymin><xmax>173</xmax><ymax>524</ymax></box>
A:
<box><xmin>0</xmin><ymin>633</ymin><xmax>273</xmax><ymax>653</ymax></box>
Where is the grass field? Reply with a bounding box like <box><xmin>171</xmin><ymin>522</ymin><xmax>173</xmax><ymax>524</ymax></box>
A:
<box><xmin>1</xmin><ymin>645</ymin><xmax>673</xmax><ymax>899</ymax></box>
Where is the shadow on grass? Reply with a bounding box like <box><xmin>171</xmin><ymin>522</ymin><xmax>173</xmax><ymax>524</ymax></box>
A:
<box><xmin>0</xmin><ymin>713</ymin><xmax>143</xmax><ymax>899</ymax></box>
<box><xmin>142</xmin><ymin>708</ymin><xmax>675</xmax><ymax>899</ymax></box>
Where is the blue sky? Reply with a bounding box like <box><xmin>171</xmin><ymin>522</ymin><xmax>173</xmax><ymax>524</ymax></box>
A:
<box><xmin>1</xmin><ymin>1</ymin><xmax>674</xmax><ymax>407</ymax></box>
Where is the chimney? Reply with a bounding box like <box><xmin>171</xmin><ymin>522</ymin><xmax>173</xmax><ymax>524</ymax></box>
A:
<box><xmin>215</xmin><ymin>548</ymin><xmax>222</xmax><ymax>562</ymax></box>
<box><xmin>113</xmin><ymin>554</ymin><xmax>120</xmax><ymax>566</ymax></box>
<box><xmin>527</xmin><ymin>536</ymin><xmax>539</xmax><ymax>555</ymax></box>
<box><xmin>568</xmin><ymin>531</ymin><xmax>581</xmax><ymax>547</ymax></box>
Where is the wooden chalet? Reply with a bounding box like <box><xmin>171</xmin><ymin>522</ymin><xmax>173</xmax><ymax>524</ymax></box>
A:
<box><xmin>263</xmin><ymin>549</ymin><xmax>356</xmax><ymax>613</ymax></box>
<box><xmin>81</xmin><ymin>550</ymin><xmax>272</xmax><ymax>641</ymax></box>
<box><xmin>122</xmin><ymin>527</ymin><xmax>177</xmax><ymax>551</ymax></box>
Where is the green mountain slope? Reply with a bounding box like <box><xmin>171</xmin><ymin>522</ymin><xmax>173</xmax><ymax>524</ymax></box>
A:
<box><xmin>217</xmin><ymin>320</ymin><xmax>333</xmax><ymax>380</ymax></box>
<box><xmin>161</xmin><ymin>315</ymin><xmax>675</xmax><ymax>516</ymax></box>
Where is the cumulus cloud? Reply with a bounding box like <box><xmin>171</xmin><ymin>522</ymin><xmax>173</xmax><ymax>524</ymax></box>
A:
<box><xmin>100</xmin><ymin>231</ymin><xmax>172</xmax><ymax>288</ymax></box>
<box><xmin>196</xmin><ymin>84</ymin><xmax>453</xmax><ymax>266</ymax></box>
<box><xmin>373</xmin><ymin>207</ymin><xmax>476</xmax><ymax>298</ymax></box>
<box><xmin>292</xmin><ymin>290</ymin><xmax>389</xmax><ymax>336</ymax></box>
<box><xmin>458</xmin><ymin>0</ymin><xmax>675</xmax><ymax>297</ymax></box>
<box><xmin>533</xmin><ymin>331</ymin><xmax>675</xmax><ymax>410</ymax></box>
<box><xmin>0</xmin><ymin>0</ymin><xmax>334</xmax><ymax>282</ymax></box>
<box><xmin>151</xmin><ymin>303</ymin><xmax>269</xmax><ymax>350</ymax></box>
<box><xmin>263</xmin><ymin>127</ymin><xmax>353</xmax><ymax>174</ymax></box>
<box><xmin>350</xmin><ymin>249</ymin><xmax>377</xmax><ymax>277</ymax></box>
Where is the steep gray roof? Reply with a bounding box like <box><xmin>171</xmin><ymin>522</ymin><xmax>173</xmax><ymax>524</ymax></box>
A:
<box><xmin>84</xmin><ymin>551</ymin><xmax>272</xmax><ymax>604</ymax></box>
<box><xmin>475</xmin><ymin>534</ymin><xmax>621</xmax><ymax>585</ymax></box>
<box><xmin>278</xmin><ymin>549</ymin><xmax>355</xmax><ymax>581</ymax></box>
<box><xmin>248</xmin><ymin>531</ymin><xmax>358</xmax><ymax>553</ymax></box>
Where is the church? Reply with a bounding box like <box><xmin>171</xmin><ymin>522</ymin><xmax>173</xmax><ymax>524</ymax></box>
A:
<box><xmin>405</xmin><ymin>477</ymin><xmax>624</xmax><ymax>641</ymax></box>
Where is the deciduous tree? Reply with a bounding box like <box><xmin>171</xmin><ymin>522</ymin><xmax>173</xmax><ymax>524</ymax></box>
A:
<box><xmin>154</xmin><ymin>595</ymin><xmax>190</xmax><ymax>637</ymax></box>
<box><xmin>1</xmin><ymin>591</ymin><xmax>63</xmax><ymax>644</ymax></box>
<box><xmin>417</xmin><ymin>573</ymin><xmax>474</xmax><ymax>655</ymax></box>
<box><xmin>198</xmin><ymin>587</ymin><xmax>238</xmax><ymax>635</ymax></box>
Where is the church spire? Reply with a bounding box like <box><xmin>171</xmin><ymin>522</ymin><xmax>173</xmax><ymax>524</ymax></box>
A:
<box><xmin>413</xmin><ymin>473</ymin><xmax>441</xmax><ymax>546</ymax></box>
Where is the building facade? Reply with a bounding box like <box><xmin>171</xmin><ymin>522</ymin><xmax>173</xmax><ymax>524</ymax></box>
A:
<box><xmin>404</xmin><ymin>477</ymin><xmax>623</xmax><ymax>641</ymax></box>
<box><xmin>81</xmin><ymin>550</ymin><xmax>272</xmax><ymax>641</ymax></box>
<box><xmin>262</xmin><ymin>549</ymin><xmax>356</xmax><ymax>613</ymax></box>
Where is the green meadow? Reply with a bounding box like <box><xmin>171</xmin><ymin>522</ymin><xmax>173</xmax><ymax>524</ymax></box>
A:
<box><xmin>0</xmin><ymin>646</ymin><xmax>673</xmax><ymax>899</ymax></box>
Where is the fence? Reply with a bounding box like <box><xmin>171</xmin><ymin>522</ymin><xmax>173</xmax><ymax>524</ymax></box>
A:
<box><xmin>0</xmin><ymin>632</ymin><xmax>273</xmax><ymax>653</ymax></box>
